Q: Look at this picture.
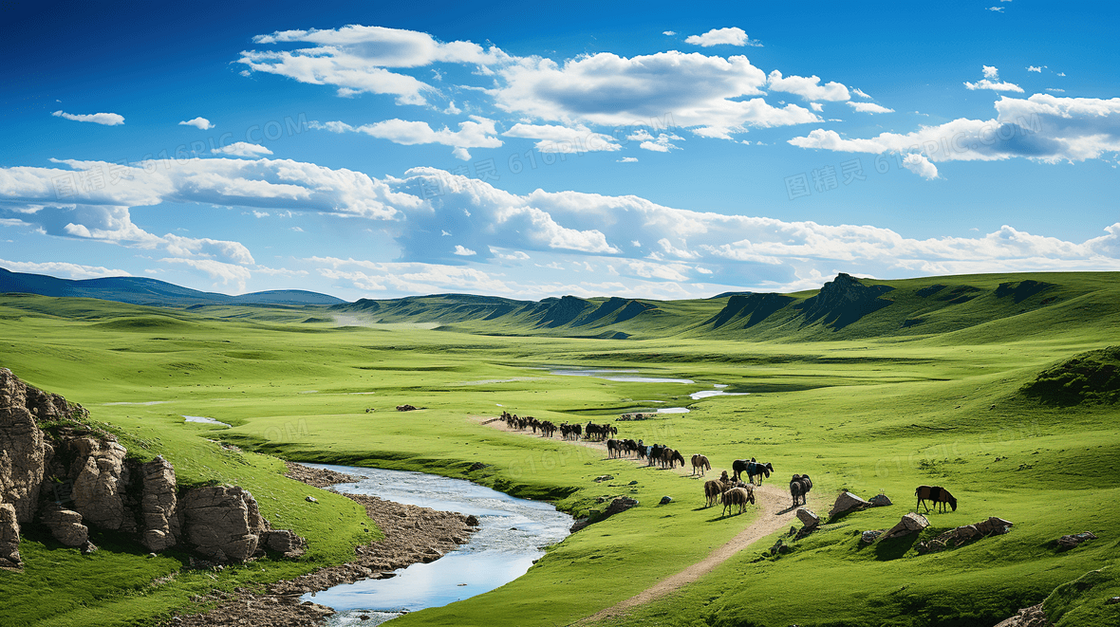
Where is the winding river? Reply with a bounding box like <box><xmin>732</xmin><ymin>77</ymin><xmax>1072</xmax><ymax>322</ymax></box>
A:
<box><xmin>300</xmin><ymin>464</ymin><xmax>572</xmax><ymax>626</ymax></box>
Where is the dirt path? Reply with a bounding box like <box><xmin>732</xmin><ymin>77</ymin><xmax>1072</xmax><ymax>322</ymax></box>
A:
<box><xmin>477</xmin><ymin>417</ymin><xmax>812</xmax><ymax>624</ymax></box>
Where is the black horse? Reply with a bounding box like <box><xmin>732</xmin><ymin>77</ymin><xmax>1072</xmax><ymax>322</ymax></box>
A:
<box><xmin>733</xmin><ymin>459</ymin><xmax>773</xmax><ymax>485</ymax></box>
<box><xmin>790</xmin><ymin>474</ymin><xmax>812</xmax><ymax>507</ymax></box>
<box><xmin>915</xmin><ymin>485</ymin><xmax>957</xmax><ymax>513</ymax></box>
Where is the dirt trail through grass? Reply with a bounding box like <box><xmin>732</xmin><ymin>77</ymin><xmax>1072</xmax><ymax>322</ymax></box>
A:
<box><xmin>478</xmin><ymin>417</ymin><xmax>804</xmax><ymax>623</ymax></box>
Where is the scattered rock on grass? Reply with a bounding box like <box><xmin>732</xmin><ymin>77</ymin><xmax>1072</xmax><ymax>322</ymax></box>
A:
<box><xmin>829</xmin><ymin>490</ymin><xmax>871</xmax><ymax>518</ymax></box>
<box><xmin>1057</xmin><ymin>531</ymin><xmax>1098</xmax><ymax>551</ymax></box>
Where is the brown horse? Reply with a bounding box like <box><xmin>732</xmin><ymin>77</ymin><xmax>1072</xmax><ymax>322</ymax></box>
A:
<box><xmin>691</xmin><ymin>454</ymin><xmax>711</xmax><ymax>476</ymax></box>
<box><xmin>915</xmin><ymin>485</ymin><xmax>957</xmax><ymax>513</ymax></box>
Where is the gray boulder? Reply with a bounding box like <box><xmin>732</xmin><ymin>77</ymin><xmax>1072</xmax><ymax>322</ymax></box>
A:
<box><xmin>796</xmin><ymin>507</ymin><xmax>820</xmax><ymax>529</ymax></box>
<box><xmin>880</xmin><ymin>512</ymin><xmax>929</xmax><ymax>540</ymax></box>
<box><xmin>869</xmin><ymin>493</ymin><xmax>892</xmax><ymax>507</ymax></box>
<box><xmin>179</xmin><ymin>485</ymin><xmax>268</xmax><ymax>562</ymax></box>
<box><xmin>1057</xmin><ymin>531</ymin><xmax>1097</xmax><ymax>551</ymax></box>
<box><xmin>828</xmin><ymin>490</ymin><xmax>870</xmax><ymax>518</ymax></box>
<box><xmin>39</xmin><ymin>503</ymin><xmax>89</xmax><ymax>547</ymax></box>
<box><xmin>262</xmin><ymin>529</ymin><xmax>306</xmax><ymax>558</ymax></box>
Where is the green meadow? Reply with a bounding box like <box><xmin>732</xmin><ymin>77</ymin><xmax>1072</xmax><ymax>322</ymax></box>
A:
<box><xmin>0</xmin><ymin>271</ymin><xmax>1118</xmax><ymax>627</ymax></box>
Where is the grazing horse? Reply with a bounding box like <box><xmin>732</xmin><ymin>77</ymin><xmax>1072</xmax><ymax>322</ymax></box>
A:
<box><xmin>669</xmin><ymin>449</ymin><xmax>686</xmax><ymax>469</ymax></box>
<box><xmin>691</xmin><ymin>454</ymin><xmax>711</xmax><ymax>476</ymax></box>
<box><xmin>789</xmin><ymin>474</ymin><xmax>812</xmax><ymax>507</ymax></box>
<box><xmin>721</xmin><ymin>486</ymin><xmax>756</xmax><ymax>516</ymax></box>
<box><xmin>733</xmin><ymin>459</ymin><xmax>773</xmax><ymax>485</ymax></box>
<box><xmin>606</xmin><ymin>438</ymin><xmax>623</xmax><ymax>458</ymax></box>
<box><xmin>915</xmin><ymin>485</ymin><xmax>957</xmax><ymax>513</ymax></box>
<box><xmin>703</xmin><ymin>480</ymin><xmax>723</xmax><ymax>508</ymax></box>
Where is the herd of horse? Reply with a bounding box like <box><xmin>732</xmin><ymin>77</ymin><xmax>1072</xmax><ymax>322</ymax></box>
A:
<box><xmin>497</xmin><ymin>411</ymin><xmax>959</xmax><ymax>516</ymax></box>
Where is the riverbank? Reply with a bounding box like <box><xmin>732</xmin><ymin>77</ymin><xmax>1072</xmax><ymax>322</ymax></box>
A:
<box><xmin>168</xmin><ymin>463</ymin><xmax>479</xmax><ymax>627</ymax></box>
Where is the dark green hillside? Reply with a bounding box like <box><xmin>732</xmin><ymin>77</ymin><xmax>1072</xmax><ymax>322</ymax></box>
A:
<box><xmin>1021</xmin><ymin>346</ymin><xmax>1120</xmax><ymax>405</ymax></box>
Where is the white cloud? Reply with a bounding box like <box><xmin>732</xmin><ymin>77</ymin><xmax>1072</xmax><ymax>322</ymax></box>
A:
<box><xmin>988</xmin><ymin>6</ymin><xmax>1005</xmax><ymax>12</ymax></box>
<box><xmin>179</xmin><ymin>117</ymin><xmax>214</xmax><ymax>130</ymax></box>
<box><xmin>492</xmin><ymin>51</ymin><xmax>819</xmax><ymax>137</ymax></box>
<box><xmin>788</xmin><ymin>94</ymin><xmax>1120</xmax><ymax>170</ymax></box>
<box><xmin>809</xmin><ymin>102</ymin><xmax>824</xmax><ymax>112</ymax></box>
<box><xmin>239</xmin><ymin>25</ymin><xmax>511</xmax><ymax>105</ymax></box>
<box><xmin>767</xmin><ymin>70</ymin><xmax>850</xmax><ymax>102</ymax></box>
<box><xmin>901</xmin><ymin>153</ymin><xmax>939</xmax><ymax>179</ymax></box>
<box><xmin>1027</xmin><ymin>66</ymin><xmax>1043</xmax><ymax>73</ymax></box>
<box><xmin>0</xmin><ymin>258</ymin><xmax>130</xmax><ymax>279</ymax></box>
<box><xmin>161</xmin><ymin>257</ymin><xmax>251</xmax><ymax>291</ymax></box>
<box><xmin>662</xmin><ymin>30</ymin><xmax>676</xmax><ymax>36</ymax></box>
<box><xmin>312</xmin><ymin>116</ymin><xmax>502</xmax><ymax>158</ymax></box>
<box><xmin>851</xmin><ymin>88</ymin><xmax>871</xmax><ymax>99</ymax></box>
<box><xmin>684</xmin><ymin>27</ymin><xmax>760</xmax><ymax>48</ymax></box>
<box><xmin>453</xmin><ymin>245</ymin><xmax>476</xmax><ymax>256</ymax></box>
<box><xmin>52</xmin><ymin>110</ymin><xmax>125</xmax><ymax>126</ymax></box>
<box><xmin>504</xmin><ymin>123</ymin><xmax>621</xmax><ymax>153</ymax></box>
<box><xmin>617</xmin><ymin>157</ymin><xmax>638</xmax><ymax>163</ymax></box>
<box><xmin>964</xmin><ymin>66</ymin><xmax>1023</xmax><ymax>92</ymax></box>
<box><xmin>212</xmin><ymin>142</ymin><xmax>273</xmax><ymax>157</ymax></box>
<box><xmin>628</xmin><ymin>129</ymin><xmax>683</xmax><ymax>152</ymax></box>
<box><xmin>847</xmin><ymin>101</ymin><xmax>894</xmax><ymax>114</ymax></box>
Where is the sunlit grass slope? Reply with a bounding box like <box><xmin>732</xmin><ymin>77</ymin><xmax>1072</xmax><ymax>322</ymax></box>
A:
<box><xmin>0</xmin><ymin>271</ymin><xmax>1116</xmax><ymax>626</ymax></box>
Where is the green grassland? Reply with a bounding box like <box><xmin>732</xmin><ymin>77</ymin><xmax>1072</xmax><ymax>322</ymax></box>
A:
<box><xmin>0</xmin><ymin>272</ymin><xmax>1117</xmax><ymax>626</ymax></box>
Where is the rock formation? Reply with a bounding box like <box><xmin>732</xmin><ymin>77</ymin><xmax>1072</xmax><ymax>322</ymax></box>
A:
<box><xmin>0</xmin><ymin>367</ymin><xmax>306</xmax><ymax>568</ymax></box>
<box><xmin>829</xmin><ymin>490</ymin><xmax>871</xmax><ymax>518</ymax></box>
<box><xmin>0</xmin><ymin>499</ymin><xmax>20</xmax><ymax>568</ymax></box>
<box><xmin>0</xmin><ymin>368</ymin><xmax>50</xmax><ymax>524</ymax></box>
<box><xmin>916</xmin><ymin>517</ymin><xmax>1013</xmax><ymax>554</ymax></box>
<box><xmin>880</xmin><ymin>512</ymin><xmax>929</xmax><ymax>540</ymax></box>
<box><xmin>139</xmin><ymin>456</ymin><xmax>179</xmax><ymax>552</ymax></box>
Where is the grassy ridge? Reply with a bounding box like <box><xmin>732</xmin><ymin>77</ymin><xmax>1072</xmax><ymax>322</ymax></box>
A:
<box><xmin>0</xmin><ymin>271</ymin><xmax>1117</xmax><ymax>626</ymax></box>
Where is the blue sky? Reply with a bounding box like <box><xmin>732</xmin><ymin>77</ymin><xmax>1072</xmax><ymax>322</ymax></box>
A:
<box><xmin>1</xmin><ymin>0</ymin><xmax>1117</xmax><ymax>300</ymax></box>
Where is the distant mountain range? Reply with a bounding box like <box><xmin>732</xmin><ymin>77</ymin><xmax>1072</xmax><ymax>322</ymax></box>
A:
<box><xmin>5</xmin><ymin>266</ymin><xmax>1119</xmax><ymax>343</ymax></box>
<box><xmin>0</xmin><ymin>267</ymin><xmax>346</xmax><ymax>307</ymax></box>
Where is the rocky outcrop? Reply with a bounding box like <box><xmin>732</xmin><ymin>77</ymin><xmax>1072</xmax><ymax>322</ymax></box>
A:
<box><xmin>917</xmin><ymin>517</ymin><xmax>1012</xmax><ymax>554</ymax></box>
<box><xmin>796</xmin><ymin>507</ymin><xmax>820</xmax><ymax>529</ymax></box>
<box><xmin>179</xmin><ymin>486</ymin><xmax>269</xmax><ymax>563</ymax></box>
<box><xmin>0</xmin><ymin>368</ymin><xmax>50</xmax><ymax>524</ymax></box>
<box><xmin>0</xmin><ymin>500</ymin><xmax>21</xmax><ymax>568</ymax></box>
<box><xmin>795</xmin><ymin>273</ymin><xmax>895</xmax><ymax>330</ymax></box>
<box><xmin>1056</xmin><ymin>531</ymin><xmax>1097</xmax><ymax>551</ymax></box>
<box><xmin>869</xmin><ymin>493</ymin><xmax>892</xmax><ymax>507</ymax></box>
<box><xmin>0</xmin><ymin>367</ymin><xmax>307</xmax><ymax>567</ymax></box>
<box><xmin>993</xmin><ymin>603</ymin><xmax>1052</xmax><ymax>627</ymax></box>
<box><xmin>881</xmin><ymin>512</ymin><xmax>929</xmax><ymax>540</ymax></box>
<box><xmin>139</xmin><ymin>456</ymin><xmax>179</xmax><ymax>552</ymax></box>
<box><xmin>829</xmin><ymin>490</ymin><xmax>871</xmax><ymax>518</ymax></box>
<box><xmin>69</xmin><ymin>437</ymin><xmax>133</xmax><ymax>532</ymax></box>
<box><xmin>39</xmin><ymin>503</ymin><xmax>88</xmax><ymax>548</ymax></box>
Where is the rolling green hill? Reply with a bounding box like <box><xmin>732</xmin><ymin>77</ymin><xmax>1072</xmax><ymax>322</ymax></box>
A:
<box><xmin>0</xmin><ymin>271</ymin><xmax>1118</xmax><ymax>627</ymax></box>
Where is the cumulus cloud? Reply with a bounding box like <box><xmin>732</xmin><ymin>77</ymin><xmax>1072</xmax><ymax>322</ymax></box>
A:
<box><xmin>629</xmin><ymin>129</ymin><xmax>683</xmax><ymax>152</ymax></box>
<box><xmin>179</xmin><ymin>117</ymin><xmax>214</xmax><ymax>130</ymax></box>
<box><xmin>52</xmin><ymin>110</ymin><xmax>125</xmax><ymax>126</ymax></box>
<box><xmin>492</xmin><ymin>51</ymin><xmax>819</xmax><ymax>137</ymax></box>
<box><xmin>788</xmin><ymin>94</ymin><xmax>1120</xmax><ymax>173</ymax></box>
<box><xmin>504</xmin><ymin>123</ymin><xmax>621</xmax><ymax>153</ymax></box>
<box><xmin>312</xmin><ymin>116</ymin><xmax>502</xmax><ymax>159</ymax></box>
<box><xmin>7</xmin><ymin>154</ymin><xmax>1117</xmax><ymax>297</ymax></box>
<box><xmin>238</xmin><ymin>25</ymin><xmax>511</xmax><ymax>105</ymax></box>
<box><xmin>901</xmin><ymin>153</ymin><xmax>939</xmax><ymax>179</ymax></box>
<box><xmin>767</xmin><ymin>70</ymin><xmax>850</xmax><ymax>102</ymax></box>
<box><xmin>964</xmin><ymin>66</ymin><xmax>1023</xmax><ymax>92</ymax></box>
<box><xmin>211</xmin><ymin>142</ymin><xmax>273</xmax><ymax>157</ymax></box>
<box><xmin>847</xmin><ymin>101</ymin><xmax>894</xmax><ymax>114</ymax></box>
<box><xmin>684</xmin><ymin>27</ymin><xmax>760</xmax><ymax>47</ymax></box>
<box><xmin>0</xmin><ymin>258</ymin><xmax>130</xmax><ymax>279</ymax></box>
<box><xmin>1027</xmin><ymin>65</ymin><xmax>1043</xmax><ymax>73</ymax></box>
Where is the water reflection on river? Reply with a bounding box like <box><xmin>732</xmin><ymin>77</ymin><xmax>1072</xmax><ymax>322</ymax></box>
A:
<box><xmin>301</xmin><ymin>464</ymin><xmax>572</xmax><ymax>626</ymax></box>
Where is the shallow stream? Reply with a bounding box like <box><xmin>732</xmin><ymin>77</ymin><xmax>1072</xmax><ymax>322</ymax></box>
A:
<box><xmin>300</xmin><ymin>464</ymin><xmax>572</xmax><ymax>626</ymax></box>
